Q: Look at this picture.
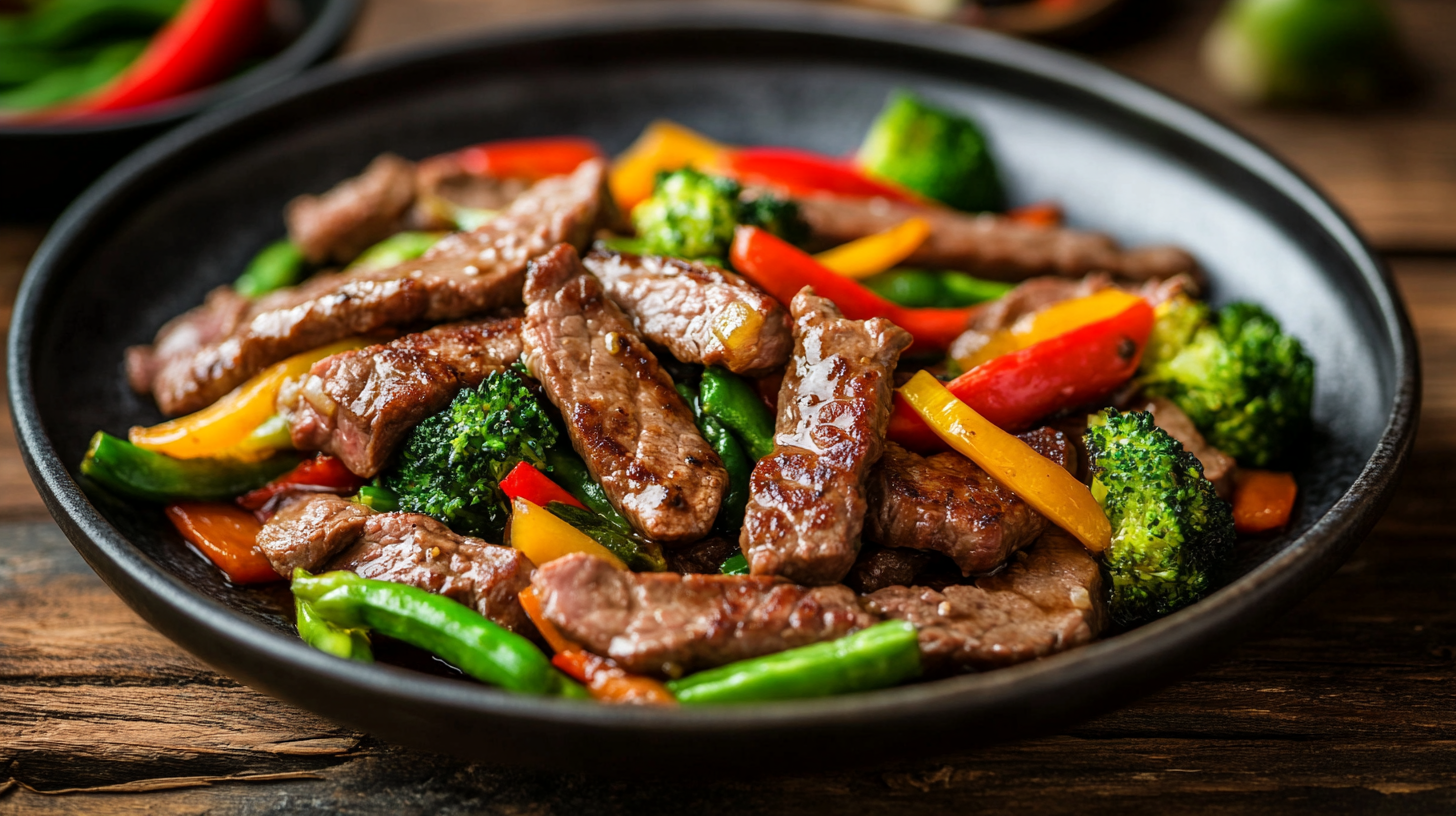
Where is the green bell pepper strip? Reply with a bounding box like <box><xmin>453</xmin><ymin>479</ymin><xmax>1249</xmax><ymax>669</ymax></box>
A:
<box><xmin>80</xmin><ymin>432</ymin><xmax>300</xmax><ymax>502</ymax></box>
<box><xmin>344</xmin><ymin>231</ymin><xmax>445</xmax><ymax>273</ymax></box>
<box><xmin>545</xmin><ymin>502</ymin><xmax>666</xmax><ymax>572</ymax></box>
<box><xmin>234</xmin><ymin>240</ymin><xmax>305</xmax><ymax>298</ymax></box>
<box><xmin>355</xmin><ymin>484</ymin><xmax>400</xmax><ymax>512</ymax></box>
<box><xmin>666</xmin><ymin>621</ymin><xmax>923</xmax><ymax>704</ymax></box>
<box><xmin>719</xmin><ymin>552</ymin><xmax>749</xmax><ymax>575</ymax></box>
<box><xmin>699</xmin><ymin>366</ymin><xmax>776</xmax><ymax>461</ymax></box>
<box><xmin>295</xmin><ymin>596</ymin><xmax>372</xmax><ymax>662</ymax></box>
<box><xmin>292</xmin><ymin>570</ymin><xmax>583</xmax><ymax>697</ymax></box>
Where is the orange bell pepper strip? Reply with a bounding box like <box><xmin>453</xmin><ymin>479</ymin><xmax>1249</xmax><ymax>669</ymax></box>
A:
<box><xmin>435</xmin><ymin>136</ymin><xmax>603</xmax><ymax>182</ymax></box>
<box><xmin>1232</xmin><ymin>470</ymin><xmax>1298</xmax><ymax>534</ymax></box>
<box><xmin>610</xmin><ymin>120</ymin><xmax>731</xmax><ymax>212</ymax></box>
<box><xmin>813</xmin><ymin>217</ymin><xmax>932</xmax><ymax>279</ymax></box>
<box><xmin>730</xmin><ymin>226</ymin><xmax>973</xmax><ymax>351</ymax></box>
<box><xmin>165</xmin><ymin>501</ymin><xmax>279</xmax><ymax>584</ymax></box>
<box><xmin>519</xmin><ymin>587</ymin><xmax>675</xmax><ymax>705</ymax></box>
<box><xmin>499</xmin><ymin>462</ymin><xmax>586</xmax><ymax>510</ymax></box>
<box><xmin>958</xmin><ymin>289</ymin><xmax>1145</xmax><ymax>370</ymax></box>
<box><xmin>509</xmin><ymin>498</ymin><xmax>626</xmax><ymax>569</ymax></box>
<box><xmin>889</xmin><ymin>298</ymin><xmax>1155</xmax><ymax>450</ymax></box>
<box><xmin>129</xmin><ymin>338</ymin><xmax>368</xmax><ymax>459</ymax></box>
<box><xmin>719</xmin><ymin>147</ymin><xmax>925</xmax><ymax>204</ymax></box>
<box><xmin>898</xmin><ymin>372</ymin><xmax>1111</xmax><ymax>553</ymax></box>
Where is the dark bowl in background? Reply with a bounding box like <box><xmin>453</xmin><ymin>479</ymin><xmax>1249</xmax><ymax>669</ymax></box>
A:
<box><xmin>0</xmin><ymin>0</ymin><xmax>358</xmax><ymax>221</ymax></box>
<box><xmin>8</xmin><ymin>3</ymin><xmax>1417</xmax><ymax>774</ymax></box>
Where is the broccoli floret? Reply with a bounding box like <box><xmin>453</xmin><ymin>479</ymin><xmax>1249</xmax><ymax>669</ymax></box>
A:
<box><xmin>1085</xmin><ymin>409</ymin><xmax>1235</xmax><ymax>628</ymax></box>
<box><xmin>380</xmin><ymin>367</ymin><xmax>558</xmax><ymax>538</ymax></box>
<box><xmin>1141</xmin><ymin>296</ymin><xmax>1314</xmax><ymax>468</ymax></box>
<box><xmin>631</xmin><ymin>168</ymin><xmax>808</xmax><ymax>260</ymax></box>
<box><xmin>858</xmin><ymin>90</ymin><xmax>1004</xmax><ymax>212</ymax></box>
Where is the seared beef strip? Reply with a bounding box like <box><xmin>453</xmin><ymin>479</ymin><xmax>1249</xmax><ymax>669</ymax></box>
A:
<box><xmin>532</xmin><ymin>553</ymin><xmax>875</xmax><ymax>676</ymax></box>
<box><xmin>1135</xmin><ymin>395</ymin><xmax>1236</xmax><ymax>497</ymax></box>
<box><xmin>741</xmin><ymin>289</ymin><xmax>912</xmax><ymax>585</ymax></box>
<box><xmin>125</xmin><ymin>287</ymin><xmax>250</xmax><ymax>395</ymax></box>
<box><xmin>521</xmin><ymin>245</ymin><xmax>726</xmax><ymax>543</ymax></box>
<box><xmin>864</xmin><ymin>530</ymin><xmax>1105</xmax><ymax>674</ymax></box>
<box><xmin>865</xmin><ymin>429</ymin><xmax>1072</xmax><ymax>577</ymax></box>
<box><xmin>795</xmin><ymin>194</ymin><xmax>1197</xmax><ymax>282</ymax></box>
<box><xmin>327</xmin><ymin>511</ymin><xmax>535</xmax><ymax>635</ymax></box>
<box><xmin>286</xmin><ymin>154</ymin><xmax>419</xmax><ymax>265</ymax></box>
<box><xmin>256</xmin><ymin>493</ymin><xmax>374</xmax><ymax>576</ymax></box>
<box><xmin>132</xmin><ymin>160</ymin><xmax>610</xmax><ymax>416</ymax></box>
<box><xmin>582</xmin><ymin>249</ymin><xmax>792</xmax><ymax>377</ymax></box>
<box><xmin>278</xmin><ymin>316</ymin><xmax>523</xmax><ymax>477</ymax></box>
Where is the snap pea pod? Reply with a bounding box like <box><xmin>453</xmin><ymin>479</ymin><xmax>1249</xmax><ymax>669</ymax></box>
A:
<box><xmin>295</xmin><ymin>596</ymin><xmax>372</xmax><ymax>662</ymax></box>
<box><xmin>234</xmin><ymin>240</ymin><xmax>306</xmax><ymax>298</ymax></box>
<box><xmin>545</xmin><ymin>502</ymin><xmax>666</xmax><ymax>572</ymax></box>
<box><xmin>699</xmin><ymin>367</ymin><xmax>776</xmax><ymax>461</ymax></box>
<box><xmin>80</xmin><ymin>432</ymin><xmax>299</xmax><ymax>502</ymax></box>
<box><xmin>666</xmin><ymin>621</ymin><xmax>923</xmax><ymax>704</ymax></box>
<box><xmin>345</xmin><ymin>231</ymin><xmax>445</xmax><ymax>273</ymax></box>
<box><xmin>292</xmin><ymin>570</ymin><xmax>584</xmax><ymax>697</ymax></box>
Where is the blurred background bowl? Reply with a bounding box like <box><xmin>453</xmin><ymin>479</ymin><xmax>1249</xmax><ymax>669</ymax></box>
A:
<box><xmin>0</xmin><ymin>0</ymin><xmax>358</xmax><ymax>222</ymax></box>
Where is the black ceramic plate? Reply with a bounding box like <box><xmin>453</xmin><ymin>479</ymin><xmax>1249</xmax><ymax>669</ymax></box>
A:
<box><xmin>8</xmin><ymin>3</ymin><xmax>1417</xmax><ymax>773</ymax></box>
<box><xmin>0</xmin><ymin>0</ymin><xmax>359</xmax><ymax>220</ymax></box>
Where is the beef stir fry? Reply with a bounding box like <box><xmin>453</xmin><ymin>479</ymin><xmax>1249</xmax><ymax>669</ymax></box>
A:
<box><xmin>83</xmin><ymin>91</ymin><xmax>1314</xmax><ymax>706</ymax></box>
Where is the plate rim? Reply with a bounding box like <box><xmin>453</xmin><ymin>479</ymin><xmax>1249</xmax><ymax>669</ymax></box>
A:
<box><xmin>6</xmin><ymin>0</ymin><xmax>1420</xmax><ymax>740</ymax></box>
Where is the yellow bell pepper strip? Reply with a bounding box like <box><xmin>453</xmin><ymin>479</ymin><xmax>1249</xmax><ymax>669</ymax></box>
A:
<box><xmin>959</xmin><ymin>289</ymin><xmax>1146</xmax><ymax>370</ymax></box>
<box><xmin>508</xmin><ymin>497</ymin><xmax>626</xmax><ymax>570</ymax></box>
<box><xmin>813</xmin><ymin>217</ymin><xmax>931</xmax><ymax>279</ymax></box>
<box><xmin>898</xmin><ymin>371</ymin><xmax>1112</xmax><ymax>553</ymax></box>
<box><xmin>610</xmin><ymin>120</ymin><xmax>730</xmax><ymax>212</ymax></box>
<box><xmin>128</xmin><ymin>338</ymin><xmax>368</xmax><ymax>459</ymax></box>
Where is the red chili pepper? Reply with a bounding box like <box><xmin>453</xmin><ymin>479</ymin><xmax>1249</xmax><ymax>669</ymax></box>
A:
<box><xmin>237</xmin><ymin>455</ymin><xmax>366</xmax><ymax>513</ymax></box>
<box><xmin>729</xmin><ymin>226</ymin><xmax>974</xmax><ymax>351</ymax></box>
<box><xmin>165</xmin><ymin>501</ymin><xmax>278</xmax><ymax>584</ymax></box>
<box><xmin>499</xmin><ymin>462</ymin><xmax>586</xmax><ymax>510</ymax></box>
<box><xmin>74</xmin><ymin>0</ymin><xmax>268</xmax><ymax>114</ymax></box>
<box><xmin>721</xmin><ymin>147</ymin><xmax>924</xmax><ymax>204</ymax></box>
<box><xmin>440</xmin><ymin>136</ymin><xmax>604</xmax><ymax>182</ymax></box>
<box><xmin>888</xmin><ymin>300</ymin><xmax>1156</xmax><ymax>450</ymax></box>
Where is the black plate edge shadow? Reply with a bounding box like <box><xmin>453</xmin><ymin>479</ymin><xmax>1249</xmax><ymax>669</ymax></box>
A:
<box><xmin>7</xmin><ymin>1</ymin><xmax>1420</xmax><ymax>773</ymax></box>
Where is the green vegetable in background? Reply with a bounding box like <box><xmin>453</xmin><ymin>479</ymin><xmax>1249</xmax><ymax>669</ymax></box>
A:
<box><xmin>292</xmin><ymin>569</ymin><xmax>583</xmax><ymax>696</ymax></box>
<box><xmin>858</xmin><ymin>90</ymin><xmax>1004</xmax><ymax>213</ymax></box>
<box><xmin>631</xmin><ymin>168</ymin><xmax>808</xmax><ymax>261</ymax></box>
<box><xmin>0</xmin><ymin>0</ymin><xmax>183</xmax><ymax>50</ymax></box>
<box><xmin>345</xmin><ymin>231</ymin><xmax>445</xmax><ymax>274</ymax></box>
<box><xmin>1202</xmin><ymin>0</ymin><xmax>1408</xmax><ymax>106</ymax></box>
<box><xmin>544</xmin><ymin>502</ymin><xmax>666</xmax><ymax>572</ymax></box>
<box><xmin>295</xmin><ymin>596</ymin><xmax>372</xmax><ymax>663</ymax></box>
<box><xmin>234</xmin><ymin>240</ymin><xmax>306</xmax><ymax>299</ymax></box>
<box><xmin>0</xmin><ymin>38</ymin><xmax>146</xmax><ymax>111</ymax></box>
<box><xmin>699</xmin><ymin>366</ymin><xmax>776</xmax><ymax>461</ymax></box>
<box><xmin>666</xmin><ymin>621</ymin><xmax>923</xmax><ymax>704</ymax></box>
<box><xmin>381</xmin><ymin>368</ymin><xmax>559</xmax><ymax>539</ymax></box>
<box><xmin>1140</xmin><ymin>296</ymin><xmax>1314</xmax><ymax>468</ymax></box>
<box><xmin>80</xmin><ymin>431</ymin><xmax>299</xmax><ymax>502</ymax></box>
<box><xmin>1084</xmin><ymin>409</ymin><xmax>1236</xmax><ymax>628</ymax></box>
<box><xmin>862</xmin><ymin>268</ymin><xmax>1014</xmax><ymax>309</ymax></box>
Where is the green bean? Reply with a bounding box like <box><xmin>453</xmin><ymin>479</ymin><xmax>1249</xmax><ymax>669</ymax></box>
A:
<box><xmin>666</xmin><ymin>621</ymin><xmax>923</xmax><ymax>704</ymax></box>
<box><xmin>295</xmin><ymin>596</ymin><xmax>372</xmax><ymax>662</ymax></box>
<box><xmin>699</xmin><ymin>367</ymin><xmax>776</xmax><ymax>461</ymax></box>
<box><xmin>234</xmin><ymin>240</ymin><xmax>306</xmax><ymax>298</ymax></box>
<box><xmin>80</xmin><ymin>432</ymin><xmax>299</xmax><ymax>502</ymax></box>
<box><xmin>293</xmin><ymin>570</ymin><xmax>581</xmax><ymax>696</ymax></box>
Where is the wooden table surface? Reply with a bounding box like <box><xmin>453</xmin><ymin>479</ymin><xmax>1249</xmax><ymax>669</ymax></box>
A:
<box><xmin>3</xmin><ymin>0</ymin><xmax>1456</xmax><ymax>811</ymax></box>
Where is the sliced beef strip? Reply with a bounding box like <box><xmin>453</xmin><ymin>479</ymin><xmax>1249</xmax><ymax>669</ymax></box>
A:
<box><xmin>125</xmin><ymin>286</ymin><xmax>250</xmax><ymax>395</ymax></box>
<box><xmin>741</xmin><ymin>288</ymin><xmax>912</xmax><ymax>586</ymax></box>
<box><xmin>795</xmin><ymin>193</ymin><xmax>1198</xmax><ymax>283</ymax></box>
<box><xmin>278</xmin><ymin>316</ymin><xmax>523</xmax><ymax>478</ymax></box>
<box><xmin>327</xmin><ymin>511</ymin><xmax>535</xmax><ymax>635</ymax></box>
<box><xmin>521</xmin><ymin>244</ymin><xmax>726</xmax><ymax>543</ymax></box>
<box><xmin>1135</xmin><ymin>395</ymin><xmax>1236</xmax><ymax>498</ymax></box>
<box><xmin>287</xmin><ymin>154</ymin><xmax>419</xmax><ymax>265</ymax></box>
<box><xmin>532</xmin><ymin>552</ymin><xmax>875</xmax><ymax>677</ymax></box>
<box><xmin>410</xmin><ymin>152</ymin><xmax>533</xmax><ymax>229</ymax></box>
<box><xmin>256</xmin><ymin>493</ymin><xmax>374</xmax><ymax>576</ymax></box>
<box><xmin>581</xmin><ymin>249</ymin><xmax>793</xmax><ymax>377</ymax></box>
<box><xmin>138</xmin><ymin>160</ymin><xmax>610</xmax><ymax>415</ymax></box>
<box><xmin>865</xmin><ymin>430</ymin><xmax>1072</xmax><ymax>577</ymax></box>
<box><xmin>863</xmin><ymin>529</ymin><xmax>1105</xmax><ymax>674</ymax></box>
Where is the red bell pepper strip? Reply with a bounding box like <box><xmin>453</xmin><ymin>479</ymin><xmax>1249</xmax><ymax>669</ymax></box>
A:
<box><xmin>237</xmin><ymin>455</ymin><xmax>367</xmax><ymax>513</ymax></box>
<box><xmin>1232</xmin><ymin>470</ymin><xmax>1298</xmax><ymax>534</ymax></box>
<box><xmin>888</xmin><ymin>299</ymin><xmax>1156</xmax><ymax>450</ymax></box>
<box><xmin>499</xmin><ymin>462</ymin><xmax>586</xmax><ymax>510</ymax></box>
<box><xmin>74</xmin><ymin>0</ymin><xmax>268</xmax><ymax>114</ymax></box>
<box><xmin>165</xmin><ymin>501</ymin><xmax>278</xmax><ymax>584</ymax></box>
<box><xmin>518</xmin><ymin>587</ymin><xmax>674</xmax><ymax>705</ymax></box>
<box><xmin>730</xmin><ymin>226</ymin><xmax>974</xmax><ymax>351</ymax></box>
<box><xmin>439</xmin><ymin>136</ymin><xmax>604</xmax><ymax>182</ymax></box>
<box><xmin>720</xmin><ymin>147</ymin><xmax>925</xmax><ymax>204</ymax></box>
